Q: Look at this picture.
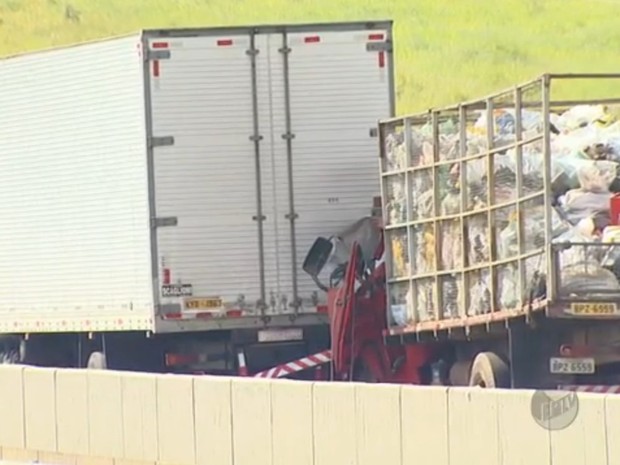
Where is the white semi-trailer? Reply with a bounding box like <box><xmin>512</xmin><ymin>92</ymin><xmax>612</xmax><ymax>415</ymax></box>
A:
<box><xmin>0</xmin><ymin>21</ymin><xmax>395</xmax><ymax>374</ymax></box>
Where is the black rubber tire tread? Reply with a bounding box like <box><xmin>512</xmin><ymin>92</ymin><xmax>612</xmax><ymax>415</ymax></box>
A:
<box><xmin>449</xmin><ymin>360</ymin><xmax>473</xmax><ymax>386</ymax></box>
<box><xmin>468</xmin><ymin>352</ymin><xmax>510</xmax><ymax>388</ymax></box>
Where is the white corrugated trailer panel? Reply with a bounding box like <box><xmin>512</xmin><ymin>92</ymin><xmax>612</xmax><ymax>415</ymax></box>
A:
<box><xmin>148</xmin><ymin>23</ymin><xmax>394</xmax><ymax>323</ymax></box>
<box><xmin>285</xmin><ymin>30</ymin><xmax>392</xmax><ymax>306</ymax></box>
<box><xmin>0</xmin><ymin>35</ymin><xmax>154</xmax><ymax>332</ymax></box>
<box><xmin>148</xmin><ymin>34</ymin><xmax>264</xmax><ymax>317</ymax></box>
<box><xmin>0</xmin><ymin>22</ymin><xmax>393</xmax><ymax>334</ymax></box>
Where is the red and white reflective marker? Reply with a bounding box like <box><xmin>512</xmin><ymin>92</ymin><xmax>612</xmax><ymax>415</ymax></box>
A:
<box><xmin>559</xmin><ymin>385</ymin><xmax>620</xmax><ymax>394</ymax></box>
<box><xmin>253</xmin><ymin>350</ymin><xmax>332</xmax><ymax>378</ymax></box>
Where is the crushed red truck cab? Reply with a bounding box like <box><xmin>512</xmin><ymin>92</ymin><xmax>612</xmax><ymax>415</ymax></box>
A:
<box><xmin>296</xmin><ymin>213</ymin><xmax>441</xmax><ymax>384</ymax></box>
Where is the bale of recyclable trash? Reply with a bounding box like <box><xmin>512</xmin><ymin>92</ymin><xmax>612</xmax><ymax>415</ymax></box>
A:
<box><xmin>383</xmin><ymin>102</ymin><xmax>620</xmax><ymax>325</ymax></box>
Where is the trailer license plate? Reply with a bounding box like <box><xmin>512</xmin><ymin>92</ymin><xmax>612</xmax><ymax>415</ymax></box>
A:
<box><xmin>185</xmin><ymin>298</ymin><xmax>222</xmax><ymax>310</ymax></box>
<box><xmin>258</xmin><ymin>328</ymin><xmax>304</xmax><ymax>343</ymax></box>
<box><xmin>550</xmin><ymin>357</ymin><xmax>595</xmax><ymax>375</ymax></box>
<box><xmin>569</xmin><ymin>302</ymin><xmax>618</xmax><ymax>316</ymax></box>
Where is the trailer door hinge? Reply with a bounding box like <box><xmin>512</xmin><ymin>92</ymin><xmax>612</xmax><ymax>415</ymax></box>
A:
<box><xmin>147</xmin><ymin>50</ymin><xmax>171</xmax><ymax>61</ymax></box>
<box><xmin>249</xmin><ymin>134</ymin><xmax>263</xmax><ymax>142</ymax></box>
<box><xmin>152</xmin><ymin>217</ymin><xmax>178</xmax><ymax>228</ymax></box>
<box><xmin>149</xmin><ymin>136</ymin><xmax>175</xmax><ymax>148</ymax></box>
<box><xmin>281</xmin><ymin>132</ymin><xmax>295</xmax><ymax>140</ymax></box>
<box><xmin>369</xmin><ymin>128</ymin><xmax>378</xmax><ymax>138</ymax></box>
<box><xmin>278</xmin><ymin>47</ymin><xmax>292</xmax><ymax>54</ymax></box>
<box><xmin>366</xmin><ymin>41</ymin><xmax>392</xmax><ymax>53</ymax></box>
<box><xmin>246</xmin><ymin>49</ymin><xmax>260</xmax><ymax>56</ymax></box>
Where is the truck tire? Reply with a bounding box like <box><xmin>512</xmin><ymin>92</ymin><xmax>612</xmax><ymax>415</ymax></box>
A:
<box><xmin>86</xmin><ymin>351</ymin><xmax>107</xmax><ymax>370</ymax></box>
<box><xmin>449</xmin><ymin>360</ymin><xmax>472</xmax><ymax>386</ymax></box>
<box><xmin>468</xmin><ymin>352</ymin><xmax>510</xmax><ymax>388</ymax></box>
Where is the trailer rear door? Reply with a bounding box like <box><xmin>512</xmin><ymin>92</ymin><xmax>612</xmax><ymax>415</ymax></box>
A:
<box><xmin>146</xmin><ymin>33</ymin><xmax>265</xmax><ymax>324</ymax></box>
<box><xmin>145</xmin><ymin>23</ymin><xmax>393</xmax><ymax>330</ymax></box>
<box><xmin>279</xmin><ymin>28</ymin><xmax>393</xmax><ymax>308</ymax></box>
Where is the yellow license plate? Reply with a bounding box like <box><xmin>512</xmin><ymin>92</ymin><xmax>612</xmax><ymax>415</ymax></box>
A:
<box><xmin>570</xmin><ymin>302</ymin><xmax>618</xmax><ymax>315</ymax></box>
<box><xmin>185</xmin><ymin>298</ymin><xmax>222</xmax><ymax>310</ymax></box>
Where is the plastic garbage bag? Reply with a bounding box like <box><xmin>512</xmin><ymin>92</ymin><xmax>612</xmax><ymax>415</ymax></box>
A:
<box><xmin>497</xmin><ymin>255</ymin><xmax>544</xmax><ymax>310</ymax></box>
<box><xmin>438</xmin><ymin>134</ymin><xmax>460</xmax><ymax>160</ymax></box>
<box><xmin>441</xmin><ymin>275</ymin><xmax>462</xmax><ymax>319</ymax></box>
<box><xmin>577</xmin><ymin>160</ymin><xmax>618</xmax><ymax>192</ymax></box>
<box><xmin>495</xmin><ymin>206</ymin><xmax>569</xmax><ymax>261</ymax></box>
<box><xmin>551</xmin><ymin>152</ymin><xmax>619</xmax><ymax>192</ymax></box>
<box><xmin>465</xmin><ymin>149</ymin><xmax>526</xmax><ymax>208</ymax></box>
<box><xmin>384</xmin><ymin>131</ymin><xmax>407</xmax><ymax>172</ymax></box>
<box><xmin>555</xmin><ymin>105</ymin><xmax>611</xmax><ymax>132</ymax></box>
<box><xmin>552</xmin><ymin>125</ymin><xmax>602</xmax><ymax>155</ymax></box>
<box><xmin>411</xmin><ymin>168</ymin><xmax>434</xmax><ymax>220</ymax></box>
<box><xmin>412</xmin><ymin>224</ymin><xmax>435</xmax><ymax>274</ymax></box>
<box><xmin>467</xmin><ymin>271</ymin><xmax>492</xmax><ymax>316</ymax></box>
<box><xmin>600</xmin><ymin>225</ymin><xmax>620</xmax><ymax>268</ymax></box>
<box><xmin>473</xmin><ymin>109</ymin><xmax>541</xmax><ymax>136</ymax></box>
<box><xmin>440</xmin><ymin>219</ymin><xmax>462</xmax><ymax>270</ymax></box>
<box><xmin>416</xmin><ymin>279</ymin><xmax>436</xmax><ymax>321</ymax></box>
<box><xmin>389</xmin><ymin>232</ymin><xmax>409</xmax><ymax>277</ymax></box>
<box><xmin>385</xmin><ymin>176</ymin><xmax>407</xmax><ymax>225</ymax></box>
<box><xmin>440</xmin><ymin>189</ymin><xmax>461</xmax><ymax>216</ymax></box>
<box><xmin>559</xmin><ymin>189</ymin><xmax>611</xmax><ymax>225</ymax></box>
<box><xmin>599</xmin><ymin>122</ymin><xmax>620</xmax><ymax>161</ymax></box>
<box><xmin>389</xmin><ymin>284</ymin><xmax>413</xmax><ymax>327</ymax></box>
<box><xmin>498</xmin><ymin>265</ymin><xmax>519</xmax><ymax>309</ymax></box>
<box><xmin>466</xmin><ymin>215</ymin><xmax>490</xmax><ymax>265</ymax></box>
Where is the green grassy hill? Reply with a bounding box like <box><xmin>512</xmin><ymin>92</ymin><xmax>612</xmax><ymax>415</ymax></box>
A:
<box><xmin>1</xmin><ymin>0</ymin><xmax>619</xmax><ymax>113</ymax></box>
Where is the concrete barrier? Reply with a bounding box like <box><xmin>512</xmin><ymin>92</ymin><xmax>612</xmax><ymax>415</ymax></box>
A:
<box><xmin>156</xmin><ymin>375</ymin><xmax>195</xmax><ymax>465</ymax></box>
<box><xmin>271</xmin><ymin>380</ymin><xmax>313</xmax><ymax>465</ymax></box>
<box><xmin>120</xmin><ymin>372</ymin><xmax>158</xmax><ymax>464</ymax></box>
<box><xmin>193</xmin><ymin>376</ymin><xmax>233</xmax><ymax>465</ymax></box>
<box><xmin>313</xmin><ymin>382</ymin><xmax>356</xmax><ymax>465</ymax></box>
<box><xmin>549</xmin><ymin>392</ymin><xmax>608</xmax><ymax>465</ymax></box>
<box><xmin>23</xmin><ymin>367</ymin><xmax>56</xmax><ymax>453</ymax></box>
<box><xmin>401</xmin><ymin>385</ymin><xmax>449</xmax><ymax>465</ymax></box>
<box><xmin>56</xmin><ymin>369</ymin><xmax>89</xmax><ymax>457</ymax></box>
<box><xmin>355</xmin><ymin>383</ymin><xmax>401</xmax><ymax>465</ymax></box>
<box><xmin>0</xmin><ymin>365</ymin><xmax>615</xmax><ymax>465</ymax></box>
<box><xmin>606</xmin><ymin>394</ymin><xmax>620</xmax><ymax>465</ymax></box>
<box><xmin>496</xmin><ymin>389</ymin><xmax>551</xmax><ymax>464</ymax></box>
<box><xmin>0</xmin><ymin>366</ymin><xmax>26</xmax><ymax>450</ymax></box>
<box><xmin>231</xmin><ymin>378</ymin><xmax>273</xmax><ymax>465</ymax></box>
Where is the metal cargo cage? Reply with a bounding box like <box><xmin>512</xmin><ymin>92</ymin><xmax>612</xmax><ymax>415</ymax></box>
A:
<box><xmin>379</xmin><ymin>73</ymin><xmax>620</xmax><ymax>333</ymax></box>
